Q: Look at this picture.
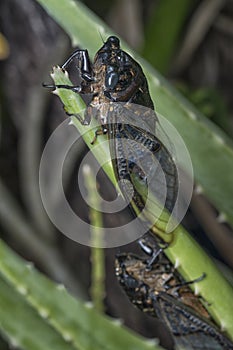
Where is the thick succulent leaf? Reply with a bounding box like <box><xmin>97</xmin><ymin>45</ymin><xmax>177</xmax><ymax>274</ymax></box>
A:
<box><xmin>0</xmin><ymin>239</ymin><xmax>163</xmax><ymax>350</ymax></box>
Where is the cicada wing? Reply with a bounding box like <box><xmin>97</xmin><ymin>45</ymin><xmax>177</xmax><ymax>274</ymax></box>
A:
<box><xmin>153</xmin><ymin>293</ymin><xmax>232</xmax><ymax>350</ymax></box>
<box><xmin>107</xmin><ymin>102</ymin><xmax>178</xmax><ymax>233</ymax></box>
<box><xmin>173</xmin><ymin>333</ymin><xmax>225</xmax><ymax>350</ymax></box>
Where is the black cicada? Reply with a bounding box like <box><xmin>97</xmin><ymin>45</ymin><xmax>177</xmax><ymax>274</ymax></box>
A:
<box><xmin>44</xmin><ymin>36</ymin><xmax>179</xmax><ymax>242</ymax></box>
<box><xmin>115</xmin><ymin>246</ymin><xmax>233</xmax><ymax>350</ymax></box>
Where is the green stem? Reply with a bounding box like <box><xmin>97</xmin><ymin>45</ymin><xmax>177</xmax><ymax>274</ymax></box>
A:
<box><xmin>82</xmin><ymin>164</ymin><xmax>105</xmax><ymax>313</ymax></box>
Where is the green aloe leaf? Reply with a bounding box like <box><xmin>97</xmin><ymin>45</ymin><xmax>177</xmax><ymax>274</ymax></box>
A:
<box><xmin>0</xmin><ymin>239</ymin><xmax>163</xmax><ymax>350</ymax></box>
<box><xmin>0</xmin><ymin>277</ymin><xmax>77</xmax><ymax>350</ymax></box>
<box><xmin>142</xmin><ymin>0</ymin><xmax>193</xmax><ymax>72</ymax></box>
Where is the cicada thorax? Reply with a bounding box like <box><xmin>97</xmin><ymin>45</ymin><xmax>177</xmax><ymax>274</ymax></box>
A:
<box><xmin>116</xmin><ymin>252</ymin><xmax>208</xmax><ymax>318</ymax></box>
<box><xmin>91</xmin><ymin>36</ymin><xmax>154</xmax><ymax>108</ymax></box>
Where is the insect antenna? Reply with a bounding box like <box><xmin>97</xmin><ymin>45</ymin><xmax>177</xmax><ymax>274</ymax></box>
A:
<box><xmin>98</xmin><ymin>29</ymin><xmax>105</xmax><ymax>43</ymax></box>
<box><xmin>166</xmin><ymin>273</ymin><xmax>206</xmax><ymax>292</ymax></box>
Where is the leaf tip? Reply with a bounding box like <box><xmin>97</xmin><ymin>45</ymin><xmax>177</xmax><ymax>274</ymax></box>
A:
<box><xmin>194</xmin><ymin>184</ymin><xmax>203</xmax><ymax>195</ymax></box>
<box><xmin>111</xmin><ymin>318</ymin><xmax>123</xmax><ymax>327</ymax></box>
<box><xmin>188</xmin><ymin>111</ymin><xmax>196</xmax><ymax>121</ymax></box>
<box><xmin>38</xmin><ymin>307</ymin><xmax>50</xmax><ymax>319</ymax></box>
<box><xmin>194</xmin><ymin>284</ymin><xmax>201</xmax><ymax>295</ymax></box>
<box><xmin>174</xmin><ymin>258</ymin><xmax>180</xmax><ymax>269</ymax></box>
<box><xmin>16</xmin><ymin>284</ymin><xmax>28</xmax><ymax>296</ymax></box>
<box><xmin>26</xmin><ymin>262</ymin><xmax>34</xmax><ymax>270</ymax></box>
<box><xmin>57</xmin><ymin>283</ymin><xmax>66</xmax><ymax>291</ymax></box>
<box><xmin>52</xmin><ymin>89</ymin><xmax>59</xmax><ymax>96</ymax></box>
<box><xmin>62</xmin><ymin>331</ymin><xmax>73</xmax><ymax>342</ymax></box>
<box><xmin>217</xmin><ymin>212</ymin><xmax>227</xmax><ymax>223</ymax></box>
<box><xmin>10</xmin><ymin>337</ymin><xmax>20</xmax><ymax>349</ymax></box>
<box><xmin>214</xmin><ymin>134</ymin><xmax>225</xmax><ymax>145</ymax></box>
<box><xmin>152</xmin><ymin>76</ymin><xmax>160</xmax><ymax>86</ymax></box>
<box><xmin>84</xmin><ymin>301</ymin><xmax>94</xmax><ymax>309</ymax></box>
<box><xmin>145</xmin><ymin>338</ymin><xmax>159</xmax><ymax>347</ymax></box>
<box><xmin>68</xmin><ymin>118</ymin><xmax>75</xmax><ymax>126</ymax></box>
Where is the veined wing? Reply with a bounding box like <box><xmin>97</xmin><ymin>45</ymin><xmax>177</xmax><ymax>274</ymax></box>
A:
<box><xmin>107</xmin><ymin>102</ymin><xmax>178</xmax><ymax>234</ymax></box>
<box><xmin>152</xmin><ymin>292</ymin><xmax>233</xmax><ymax>350</ymax></box>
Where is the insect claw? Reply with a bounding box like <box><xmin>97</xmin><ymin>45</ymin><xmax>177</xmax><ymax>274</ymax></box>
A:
<box><xmin>138</xmin><ymin>238</ymin><xmax>164</xmax><ymax>268</ymax></box>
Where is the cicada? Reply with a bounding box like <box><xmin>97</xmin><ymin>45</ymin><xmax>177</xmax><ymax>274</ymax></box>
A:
<box><xmin>115</xmin><ymin>247</ymin><xmax>233</xmax><ymax>350</ymax></box>
<box><xmin>44</xmin><ymin>36</ymin><xmax>179</xmax><ymax>242</ymax></box>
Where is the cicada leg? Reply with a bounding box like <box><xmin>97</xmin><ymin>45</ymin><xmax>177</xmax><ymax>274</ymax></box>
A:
<box><xmin>138</xmin><ymin>236</ymin><xmax>169</xmax><ymax>269</ymax></box>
